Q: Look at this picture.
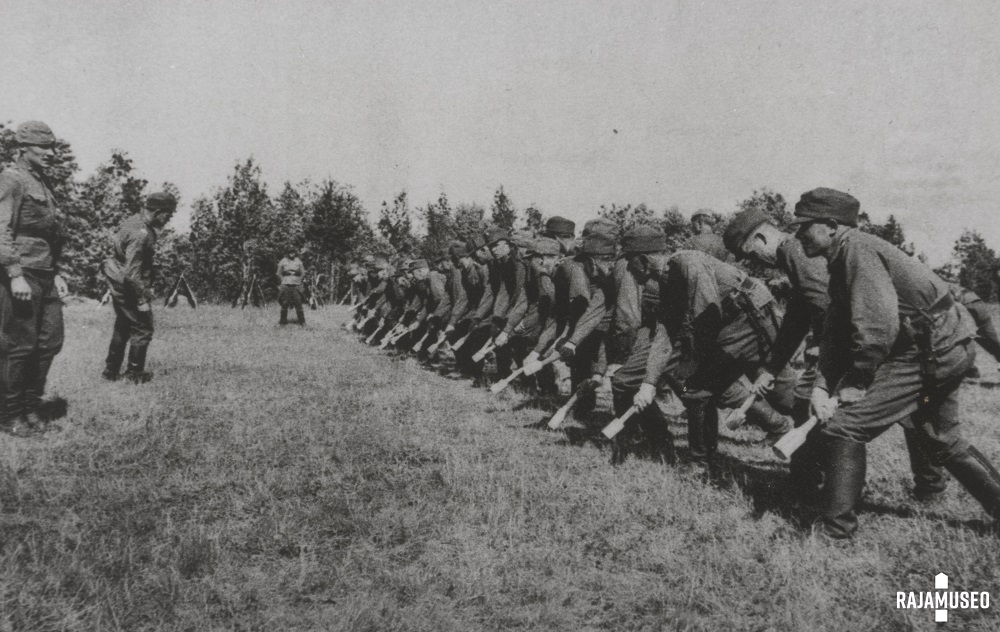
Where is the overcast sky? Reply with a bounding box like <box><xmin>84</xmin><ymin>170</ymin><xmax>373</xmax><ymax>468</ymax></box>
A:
<box><xmin>2</xmin><ymin>0</ymin><xmax>998</xmax><ymax>264</ymax></box>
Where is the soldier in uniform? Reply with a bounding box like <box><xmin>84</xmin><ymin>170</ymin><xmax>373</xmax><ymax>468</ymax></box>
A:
<box><xmin>792</xmin><ymin>188</ymin><xmax>1000</xmax><ymax>538</ymax></box>
<box><xmin>102</xmin><ymin>192</ymin><xmax>177</xmax><ymax>384</ymax></box>
<box><xmin>483</xmin><ymin>228</ymin><xmax>529</xmax><ymax>379</ymax></box>
<box><xmin>636</xmin><ymin>249</ymin><xmax>792</xmax><ymax>464</ymax></box>
<box><xmin>524</xmin><ymin>229</ymin><xmax>617</xmax><ymax>416</ymax></box>
<box><xmin>939</xmin><ymin>275</ymin><xmax>1000</xmax><ymax>376</ymax></box>
<box><xmin>276</xmin><ymin>248</ymin><xmax>306</xmax><ymax>325</ymax></box>
<box><xmin>505</xmin><ymin>237</ymin><xmax>560</xmax><ymax>373</ymax></box>
<box><xmin>683</xmin><ymin>211</ymin><xmax>730</xmax><ymax>262</ymax></box>
<box><xmin>400</xmin><ymin>258</ymin><xmax>450</xmax><ymax>353</ymax></box>
<box><xmin>610</xmin><ymin>226</ymin><xmax>676</xmax><ymax>463</ymax></box>
<box><xmin>0</xmin><ymin>121</ymin><xmax>68</xmax><ymax>436</ymax></box>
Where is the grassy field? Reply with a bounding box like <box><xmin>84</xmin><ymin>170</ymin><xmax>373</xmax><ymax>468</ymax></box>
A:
<box><xmin>1</xmin><ymin>303</ymin><xmax>999</xmax><ymax>631</ymax></box>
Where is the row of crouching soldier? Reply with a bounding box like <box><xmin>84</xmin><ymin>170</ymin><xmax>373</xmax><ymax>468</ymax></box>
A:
<box><xmin>347</xmin><ymin>191</ymin><xmax>1000</xmax><ymax>538</ymax></box>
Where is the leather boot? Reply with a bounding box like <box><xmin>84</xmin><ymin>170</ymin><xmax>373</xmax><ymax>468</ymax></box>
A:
<box><xmin>746</xmin><ymin>399</ymin><xmax>793</xmax><ymax>437</ymax></box>
<box><xmin>944</xmin><ymin>446</ymin><xmax>1000</xmax><ymax>520</ymax></box>
<box><xmin>817</xmin><ymin>437</ymin><xmax>867</xmax><ymax>539</ymax></box>
<box><xmin>904</xmin><ymin>427</ymin><xmax>948</xmax><ymax>500</ymax></box>
<box><xmin>686</xmin><ymin>400</ymin><xmax>718</xmax><ymax>462</ymax></box>
<box><xmin>789</xmin><ymin>426</ymin><xmax>824</xmax><ymax>506</ymax></box>
<box><xmin>638</xmin><ymin>406</ymin><xmax>675</xmax><ymax>465</ymax></box>
<box><xmin>279</xmin><ymin>307</ymin><xmax>288</xmax><ymax>325</ymax></box>
<box><xmin>123</xmin><ymin>346</ymin><xmax>153</xmax><ymax>384</ymax></box>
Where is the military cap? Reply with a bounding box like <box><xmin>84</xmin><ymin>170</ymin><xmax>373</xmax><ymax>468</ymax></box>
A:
<box><xmin>15</xmin><ymin>121</ymin><xmax>55</xmax><ymax>146</ymax></box>
<box><xmin>582</xmin><ymin>218</ymin><xmax>617</xmax><ymax>238</ymax></box>
<box><xmin>373</xmin><ymin>257</ymin><xmax>390</xmax><ymax>270</ymax></box>
<box><xmin>510</xmin><ymin>229</ymin><xmax>534</xmax><ymax>250</ymax></box>
<box><xmin>527</xmin><ymin>237</ymin><xmax>561</xmax><ymax>257</ymax></box>
<box><xmin>146</xmin><ymin>192</ymin><xmax>178</xmax><ymax>211</ymax></box>
<box><xmin>621</xmin><ymin>225</ymin><xmax>667</xmax><ymax>254</ymax></box>
<box><xmin>408</xmin><ymin>259</ymin><xmax>429</xmax><ymax>271</ymax></box>
<box><xmin>723</xmin><ymin>209</ymin><xmax>770</xmax><ymax>253</ymax></box>
<box><xmin>691</xmin><ymin>211</ymin><xmax>714</xmax><ymax>224</ymax></box>
<box><xmin>484</xmin><ymin>226</ymin><xmax>511</xmax><ymax>247</ymax></box>
<box><xmin>790</xmin><ymin>188</ymin><xmax>860</xmax><ymax>227</ymax></box>
<box><xmin>544</xmin><ymin>216</ymin><xmax>576</xmax><ymax>239</ymax></box>
<box><xmin>448</xmin><ymin>240</ymin><xmax>470</xmax><ymax>258</ymax></box>
<box><xmin>581</xmin><ymin>232</ymin><xmax>617</xmax><ymax>256</ymax></box>
<box><xmin>466</xmin><ymin>233</ymin><xmax>488</xmax><ymax>252</ymax></box>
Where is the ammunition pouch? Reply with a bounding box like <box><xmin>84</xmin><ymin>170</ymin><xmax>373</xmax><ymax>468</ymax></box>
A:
<box><xmin>723</xmin><ymin>276</ymin><xmax>778</xmax><ymax>350</ymax></box>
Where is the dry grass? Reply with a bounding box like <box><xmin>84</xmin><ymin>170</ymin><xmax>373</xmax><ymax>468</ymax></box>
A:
<box><xmin>1</xmin><ymin>303</ymin><xmax>998</xmax><ymax>631</ymax></box>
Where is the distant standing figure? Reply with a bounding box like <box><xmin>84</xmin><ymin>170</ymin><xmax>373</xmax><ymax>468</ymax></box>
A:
<box><xmin>277</xmin><ymin>249</ymin><xmax>306</xmax><ymax>325</ymax></box>
<box><xmin>683</xmin><ymin>211</ymin><xmax>730</xmax><ymax>262</ymax></box>
<box><xmin>102</xmin><ymin>192</ymin><xmax>177</xmax><ymax>383</ymax></box>
<box><xmin>0</xmin><ymin>121</ymin><xmax>68</xmax><ymax>436</ymax></box>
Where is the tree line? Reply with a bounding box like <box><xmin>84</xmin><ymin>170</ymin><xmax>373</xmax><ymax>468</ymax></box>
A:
<box><xmin>1</xmin><ymin>123</ymin><xmax>997</xmax><ymax>303</ymax></box>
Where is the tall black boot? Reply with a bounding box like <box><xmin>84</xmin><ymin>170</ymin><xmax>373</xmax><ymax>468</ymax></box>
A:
<box><xmin>105</xmin><ymin>334</ymin><xmax>127</xmax><ymax>380</ymax></box>
<box><xmin>638</xmin><ymin>405</ymin><xmax>675</xmax><ymax>465</ymax></box>
<box><xmin>944</xmin><ymin>446</ymin><xmax>1000</xmax><ymax>520</ymax></box>
<box><xmin>817</xmin><ymin>437</ymin><xmax>867</xmax><ymax>539</ymax></box>
<box><xmin>123</xmin><ymin>345</ymin><xmax>152</xmax><ymax>384</ymax></box>
<box><xmin>279</xmin><ymin>307</ymin><xmax>288</xmax><ymax>325</ymax></box>
<box><xmin>903</xmin><ymin>427</ymin><xmax>948</xmax><ymax>500</ymax></box>
<box><xmin>685</xmin><ymin>400</ymin><xmax>718</xmax><ymax>462</ymax></box>
<box><xmin>789</xmin><ymin>426</ymin><xmax>825</xmax><ymax>506</ymax></box>
<box><xmin>295</xmin><ymin>306</ymin><xmax>305</xmax><ymax>325</ymax></box>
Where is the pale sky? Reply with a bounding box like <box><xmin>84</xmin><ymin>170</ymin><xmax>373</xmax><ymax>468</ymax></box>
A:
<box><xmin>2</xmin><ymin>0</ymin><xmax>998</xmax><ymax>264</ymax></box>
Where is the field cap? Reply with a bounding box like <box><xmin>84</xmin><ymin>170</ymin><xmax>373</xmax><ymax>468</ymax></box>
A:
<box><xmin>582</xmin><ymin>218</ymin><xmax>617</xmax><ymax>238</ymax></box>
<box><xmin>467</xmin><ymin>233</ymin><xmax>488</xmax><ymax>252</ymax></box>
<box><xmin>544</xmin><ymin>216</ymin><xmax>575</xmax><ymax>239</ymax></box>
<box><xmin>146</xmin><ymin>191</ymin><xmax>178</xmax><ymax>211</ymax></box>
<box><xmin>484</xmin><ymin>227</ymin><xmax>511</xmax><ymax>247</ymax></box>
<box><xmin>790</xmin><ymin>188</ymin><xmax>860</xmax><ymax>227</ymax></box>
<box><xmin>581</xmin><ymin>232</ymin><xmax>617</xmax><ymax>256</ymax></box>
<box><xmin>691</xmin><ymin>211</ymin><xmax>714</xmax><ymax>224</ymax></box>
<box><xmin>723</xmin><ymin>209</ymin><xmax>770</xmax><ymax>253</ymax></box>
<box><xmin>621</xmin><ymin>225</ymin><xmax>667</xmax><ymax>255</ymax></box>
<box><xmin>16</xmin><ymin>121</ymin><xmax>55</xmax><ymax>146</ymax></box>
<box><xmin>408</xmin><ymin>259</ymin><xmax>429</xmax><ymax>271</ymax></box>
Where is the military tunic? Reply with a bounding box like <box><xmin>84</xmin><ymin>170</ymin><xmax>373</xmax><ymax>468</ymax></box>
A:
<box><xmin>818</xmin><ymin>229</ymin><xmax>976</xmax><ymax>460</ymax></box>
<box><xmin>0</xmin><ymin>162</ymin><xmax>65</xmax><ymax>419</ymax></box>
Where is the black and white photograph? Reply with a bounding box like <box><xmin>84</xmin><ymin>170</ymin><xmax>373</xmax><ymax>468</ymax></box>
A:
<box><xmin>1</xmin><ymin>1</ymin><xmax>998</xmax><ymax>629</ymax></box>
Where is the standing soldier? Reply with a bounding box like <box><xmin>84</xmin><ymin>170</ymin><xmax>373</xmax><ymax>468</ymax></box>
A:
<box><xmin>792</xmin><ymin>188</ymin><xmax>1000</xmax><ymax>538</ymax></box>
<box><xmin>276</xmin><ymin>248</ymin><xmax>306</xmax><ymax>326</ymax></box>
<box><xmin>0</xmin><ymin>121</ymin><xmax>68</xmax><ymax>436</ymax></box>
<box><xmin>683</xmin><ymin>211</ymin><xmax>730</xmax><ymax>262</ymax></box>
<box><xmin>102</xmin><ymin>192</ymin><xmax>177</xmax><ymax>384</ymax></box>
